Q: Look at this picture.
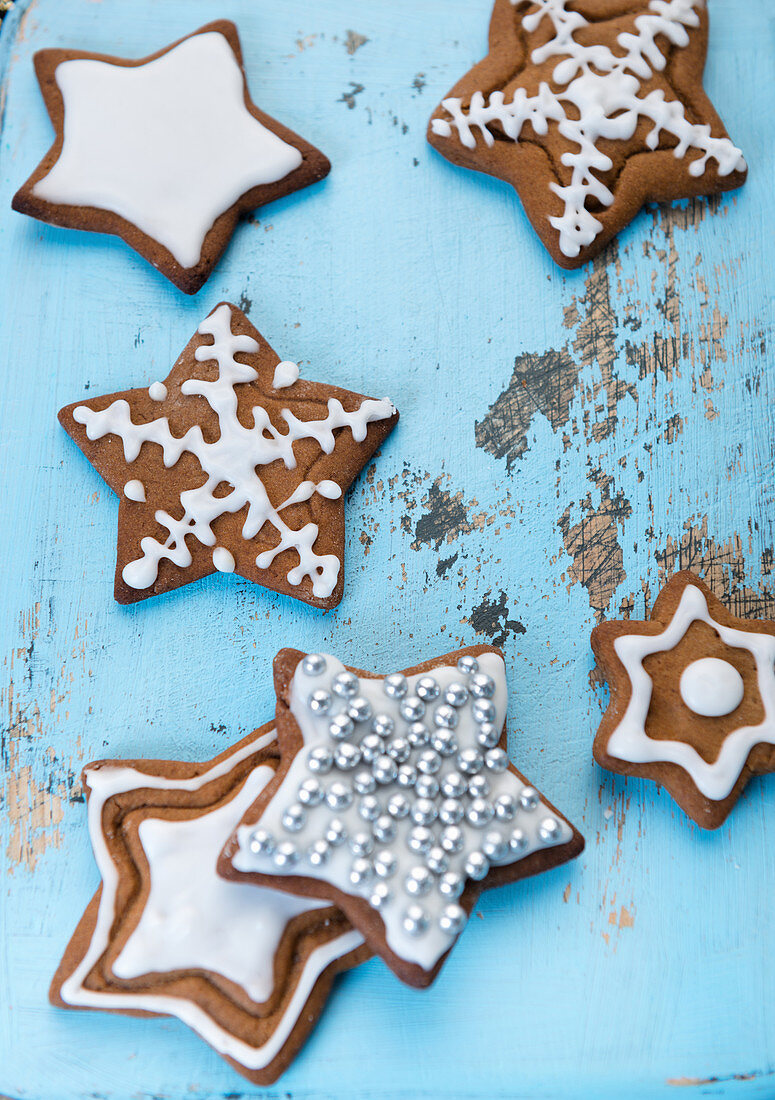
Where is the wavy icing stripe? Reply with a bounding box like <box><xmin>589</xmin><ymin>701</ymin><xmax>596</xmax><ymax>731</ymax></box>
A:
<box><xmin>431</xmin><ymin>0</ymin><xmax>746</xmax><ymax>258</ymax></box>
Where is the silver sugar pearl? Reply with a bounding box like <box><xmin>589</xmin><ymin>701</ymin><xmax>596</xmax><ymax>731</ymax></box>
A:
<box><xmin>282</xmin><ymin>803</ymin><xmax>307</xmax><ymax>832</ymax></box>
<box><xmin>397</xmin><ymin>763</ymin><xmax>418</xmax><ymax>789</ymax></box>
<box><xmin>485</xmin><ymin>748</ymin><xmax>508</xmax><ymax>773</ymax></box>
<box><xmin>354</xmin><ymin>769</ymin><xmax>377</xmax><ymax>795</ymax></box>
<box><xmin>466</xmin><ymin>798</ymin><xmax>494</xmax><ymax>828</ymax></box>
<box><xmin>482</xmin><ymin>829</ymin><xmax>508</xmax><ymax>862</ymax></box>
<box><xmin>387</xmin><ymin>792</ymin><xmax>411</xmax><ymax>819</ymax></box>
<box><xmin>326</xmin><ymin>780</ymin><xmax>353</xmax><ymax>811</ymax></box>
<box><xmin>274</xmin><ymin>841</ymin><xmax>299</xmax><ymax>869</ymax></box>
<box><xmin>469</xmin><ymin>672</ymin><xmax>495</xmax><ymax>699</ymax></box>
<box><xmin>457</xmin><ymin>654</ymin><xmax>479</xmax><ymax>676</ymax></box>
<box><xmin>329</xmin><ymin>713</ymin><xmax>355</xmax><ymax>741</ymax></box>
<box><xmin>431</xmin><ymin>729</ymin><xmax>458</xmax><ymax>756</ymax></box>
<box><xmin>372</xmin><ymin>754</ymin><xmax>398</xmax><ymax>785</ymax></box>
<box><xmin>476</xmin><ymin>722</ymin><xmax>500</xmax><ymax>749</ymax></box>
<box><xmin>441</xmin><ymin>771</ymin><xmax>467</xmax><ymax>799</ymax></box>
<box><xmin>473</xmin><ymin>698</ymin><xmax>496</xmax><ymax>724</ymax></box>
<box><xmin>360</xmin><ymin>733</ymin><xmax>385</xmax><ymax>763</ymax></box>
<box><xmin>416</xmin><ymin>676</ymin><xmax>440</xmax><ymax>701</ymax></box>
<box><xmin>373</xmin><ymin>814</ymin><xmax>397</xmax><ymax>843</ymax></box>
<box><xmin>248</xmin><ymin>828</ymin><xmax>274</xmax><ymax>856</ymax></box>
<box><xmin>494</xmin><ymin>793</ymin><xmax>517</xmax><ymax>820</ymax></box>
<box><xmin>308</xmin><ymin>689</ymin><xmax>332</xmax><ymax>714</ymax></box>
<box><xmin>438</xmin><ymin>870</ymin><xmax>464</xmax><ymax>898</ymax></box>
<box><xmin>400</xmin><ymin>696</ymin><xmax>426</xmax><ymax>722</ymax></box>
<box><xmin>411</xmin><ymin>798</ymin><xmax>438</xmax><ymax>826</ymax></box>
<box><xmin>349</xmin><ymin>831</ymin><xmax>374</xmax><ymax>857</ymax></box>
<box><xmin>325</xmin><ymin>818</ymin><xmax>348</xmax><ymax>846</ymax></box>
<box><xmin>539</xmin><ymin>816</ymin><xmax>561</xmax><ymax>842</ymax></box>
<box><xmin>425</xmin><ymin>845</ymin><xmax>449</xmax><ymax>875</ymax></box>
<box><xmin>407</xmin><ymin>721</ymin><xmax>430</xmax><ymax>747</ymax></box>
<box><xmin>467</xmin><ymin>774</ymin><xmax>490</xmax><ymax>799</ymax></box>
<box><xmin>417</xmin><ymin>749</ymin><xmax>442</xmax><ymax>775</ymax></box>
<box><xmin>298</xmin><ymin>778</ymin><xmax>325</xmax><ymax>807</ymax></box>
<box><xmin>458</xmin><ymin>748</ymin><xmax>484</xmax><ymax>775</ymax></box>
<box><xmin>335</xmin><ymin>742</ymin><xmax>362</xmax><ymax>770</ymax></box>
<box><xmin>415</xmin><ymin>774</ymin><xmax>440</xmax><ymax>800</ymax></box>
<box><xmin>307</xmin><ymin>746</ymin><xmax>333</xmax><ymax>775</ymax></box>
<box><xmin>408</xmin><ymin>826</ymin><xmax>434</xmax><ymax>854</ymax></box>
<box><xmin>349</xmin><ymin>857</ymin><xmax>373</xmax><ymax>887</ymax></box>
<box><xmin>383</xmin><ymin>672</ymin><xmax>408</xmax><ymax>699</ymax></box>
<box><xmin>372</xmin><ymin>713</ymin><xmax>395</xmax><ymax>738</ymax></box>
<box><xmin>433</xmin><ymin>703</ymin><xmax>458</xmax><ymax>730</ymax></box>
<box><xmin>439</xmin><ymin>903</ymin><xmax>467</xmax><ymax>935</ymax></box>
<box><xmin>308</xmin><ymin>839</ymin><xmax>331</xmax><ymax>866</ymax></box>
<box><xmin>332</xmin><ymin>670</ymin><xmax>359</xmax><ymax>698</ymax></box>
<box><xmin>464</xmin><ymin>851</ymin><xmax>489</xmax><ymax>880</ymax></box>
<box><xmin>444</xmin><ymin>682</ymin><xmax>469</xmax><ymax>708</ymax></box>
<box><xmin>302</xmin><ymin>654</ymin><xmax>326</xmax><ymax>676</ymax></box>
<box><xmin>387</xmin><ymin>736</ymin><xmax>411</xmax><ymax>763</ymax></box>
<box><xmin>402</xmin><ymin>904</ymin><xmax>429</xmax><ymax>936</ymax></box>
<box><xmin>405</xmin><ymin>866</ymin><xmax>433</xmax><ymax>897</ymax></box>
<box><xmin>509</xmin><ymin>827</ymin><xmax>527</xmax><ymax>853</ymax></box>
<box><xmin>373</xmin><ymin>850</ymin><xmax>397</xmax><ymax>878</ymax></box>
<box><xmin>348</xmin><ymin>696</ymin><xmax>373</xmax><ymax>724</ymax></box>
<box><xmin>439</xmin><ymin>797</ymin><xmax>464</xmax><ymax>825</ymax></box>
<box><xmin>520</xmin><ymin>786</ymin><xmax>540</xmax><ymax>811</ymax></box>
<box><xmin>358</xmin><ymin>794</ymin><xmax>381</xmax><ymax>822</ymax></box>
<box><xmin>440</xmin><ymin>825</ymin><xmax>464</xmax><ymax>853</ymax></box>
<box><xmin>370</xmin><ymin>881</ymin><xmax>392</xmax><ymax>908</ymax></box>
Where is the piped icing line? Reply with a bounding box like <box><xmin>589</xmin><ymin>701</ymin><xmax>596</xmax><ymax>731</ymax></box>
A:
<box><xmin>32</xmin><ymin>31</ymin><xmax>303</xmax><ymax>269</ymax></box>
<box><xmin>72</xmin><ymin>304</ymin><xmax>395</xmax><ymax>597</ymax></box>
<box><xmin>608</xmin><ymin>584</ymin><xmax>775</xmax><ymax>800</ymax></box>
<box><xmin>431</xmin><ymin>0</ymin><xmax>746</xmax><ymax>258</ymax></box>
<box><xmin>233</xmin><ymin>652</ymin><xmax>573</xmax><ymax>973</ymax></box>
<box><xmin>58</xmin><ymin>728</ymin><xmax>364</xmax><ymax>1072</ymax></box>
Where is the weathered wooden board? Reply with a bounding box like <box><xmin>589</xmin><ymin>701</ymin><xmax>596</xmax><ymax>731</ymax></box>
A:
<box><xmin>1</xmin><ymin>0</ymin><xmax>773</xmax><ymax>1097</ymax></box>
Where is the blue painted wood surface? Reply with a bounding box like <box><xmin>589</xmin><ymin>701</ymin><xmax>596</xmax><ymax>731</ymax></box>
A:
<box><xmin>1</xmin><ymin>0</ymin><xmax>773</xmax><ymax>1096</ymax></box>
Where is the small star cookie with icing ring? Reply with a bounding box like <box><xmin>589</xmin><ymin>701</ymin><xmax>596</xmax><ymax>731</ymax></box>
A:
<box><xmin>219</xmin><ymin>645</ymin><xmax>584</xmax><ymax>988</ymax></box>
<box><xmin>12</xmin><ymin>22</ymin><xmax>330</xmax><ymax>293</ymax></box>
<box><xmin>58</xmin><ymin>301</ymin><xmax>398</xmax><ymax>607</ymax></box>
<box><xmin>592</xmin><ymin>571</ymin><xmax>775</xmax><ymax>828</ymax></box>
<box><xmin>428</xmin><ymin>0</ymin><xmax>747</xmax><ymax>268</ymax></box>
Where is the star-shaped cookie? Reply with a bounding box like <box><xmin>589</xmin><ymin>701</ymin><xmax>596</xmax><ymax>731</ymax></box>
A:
<box><xmin>59</xmin><ymin>302</ymin><xmax>398</xmax><ymax>607</ymax></box>
<box><xmin>428</xmin><ymin>0</ymin><xmax>747</xmax><ymax>267</ymax></box>
<box><xmin>50</xmin><ymin>723</ymin><xmax>370</xmax><ymax>1085</ymax></box>
<box><xmin>12</xmin><ymin>22</ymin><xmax>330</xmax><ymax>293</ymax></box>
<box><xmin>592</xmin><ymin>571</ymin><xmax>775</xmax><ymax>828</ymax></box>
<box><xmin>220</xmin><ymin>645</ymin><xmax>584</xmax><ymax>988</ymax></box>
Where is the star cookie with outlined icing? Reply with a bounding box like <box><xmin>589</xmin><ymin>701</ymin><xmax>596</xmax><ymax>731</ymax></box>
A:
<box><xmin>592</xmin><ymin>571</ymin><xmax>775</xmax><ymax>828</ymax></box>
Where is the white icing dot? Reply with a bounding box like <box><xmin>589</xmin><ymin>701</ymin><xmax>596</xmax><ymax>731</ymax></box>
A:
<box><xmin>148</xmin><ymin>381</ymin><xmax>167</xmax><ymax>401</ymax></box>
<box><xmin>124</xmin><ymin>479</ymin><xmax>146</xmax><ymax>502</ymax></box>
<box><xmin>273</xmin><ymin>360</ymin><xmax>300</xmax><ymax>389</ymax></box>
<box><xmin>679</xmin><ymin>657</ymin><xmax>744</xmax><ymax>718</ymax></box>
<box><xmin>212</xmin><ymin>546</ymin><xmax>236</xmax><ymax>573</ymax></box>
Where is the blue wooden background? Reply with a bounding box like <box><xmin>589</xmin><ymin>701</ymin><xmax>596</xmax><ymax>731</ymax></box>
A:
<box><xmin>1</xmin><ymin>1</ymin><xmax>773</xmax><ymax>1097</ymax></box>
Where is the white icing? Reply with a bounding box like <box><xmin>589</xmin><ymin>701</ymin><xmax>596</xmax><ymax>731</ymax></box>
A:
<box><xmin>431</xmin><ymin>0</ymin><xmax>746</xmax><ymax>258</ymax></box>
<box><xmin>680</xmin><ymin>657</ymin><xmax>744</xmax><ymax>717</ymax></box>
<box><xmin>609</xmin><ymin>584</ymin><xmax>775</xmax><ymax>799</ymax></box>
<box><xmin>123</xmin><ymin>479</ymin><xmax>146</xmax><ymax>502</ymax></box>
<box><xmin>32</xmin><ymin>31</ymin><xmax>303</xmax><ymax>269</ymax></box>
<box><xmin>273</xmin><ymin>360</ymin><xmax>300</xmax><ymax>389</ymax></box>
<box><xmin>233</xmin><ymin>653</ymin><xmax>572</xmax><ymax>974</ymax></box>
<box><xmin>148</xmin><ymin>381</ymin><xmax>167</xmax><ymax>401</ymax></box>
<box><xmin>59</xmin><ymin>728</ymin><xmax>365</xmax><ymax>1071</ymax></box>
<box><xmin>212</xmin><ymin>546</ymin><xmax>236</xmax><ymax>573</ymax></box>
<box><xmin>71</xmin><ymin>303</ymin><xmax>394</xmax><ymax>597</ymax></box>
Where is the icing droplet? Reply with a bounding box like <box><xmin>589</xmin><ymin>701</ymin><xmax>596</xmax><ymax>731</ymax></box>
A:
<box><xmin>273</xmin><ymin>360</ymin><xmax>300</xmax><ymax>389</ymax></box>
<box><xmin>148</xmin><ymin>382</ymin><xmax>167</xmax><ymax>401</ymax></box>
<box><xmin>679</xmin><ymin>657</ymin><xmax>744</xmax><ymax>718</ymax></box>
<box><xmin>124</xmin><ymin>479</ymin><xmax>146</xmax><ymax>502</ymax></box>
<box><xmin>212</xmin><ymin>546</ymin><xmax>236</xmax><ymax>573</ymax></box>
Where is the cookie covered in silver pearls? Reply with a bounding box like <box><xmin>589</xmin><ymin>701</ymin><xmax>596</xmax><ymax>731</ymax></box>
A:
<box><xmin>219</xmin><ymin>644</ymin><xmax>584</xmax><ymax>988</ymax></box>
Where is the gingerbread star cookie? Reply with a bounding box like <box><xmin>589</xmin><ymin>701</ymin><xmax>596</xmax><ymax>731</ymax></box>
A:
<box><xmin>59</xmin><ymin>302</ymin><xmax>398</xmax><ymax>607</ymax></box>
<box><xmin>12</xmin><ymin>22</ymin><xmax>330</xmax><ymax>293</ymax></box>
<box><xmin>220</xmin><ymin>645</ymin><xmax>584</xmax><ymax>988</ymax></box>
<box><xmin>428</xmin><ymin>0</ymin><xmax>747</xmax><ymax>268</ymax></box>
<box><xmin>50</xmin><ymin>723</ymin><xmax>370</xmax><ymax>1085</ymax></box>
<box><xmin>592</xmin><ymin>571</ymin><xmax>775</xmax><ymax>828</ymax></box>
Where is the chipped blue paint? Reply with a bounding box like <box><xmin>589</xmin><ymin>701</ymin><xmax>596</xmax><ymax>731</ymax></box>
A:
<box><xmin>1</xmin><ymin>0</ymin><xmax>773</xmax><ymax>1098</ymax></box>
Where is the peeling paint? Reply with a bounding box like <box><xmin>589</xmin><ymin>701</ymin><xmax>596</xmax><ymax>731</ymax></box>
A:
<box><xmin>338</xmin><ymin>82</ymin><xmax>364</xmax><ymax>109</ymax></box>
<box><xmin>466</xmin><ymin>590</ymin><xmax>525</xmax><ymax>648</ymax></box>
<box><xmin>558</xmin><ymin>475</ymin><xmax>632</xmax><ymax>621</ymax></box>
<box><xmin>344</xmin><ymin>29</ymin><xmax>368</xmax><ymax>55</ymax></box>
